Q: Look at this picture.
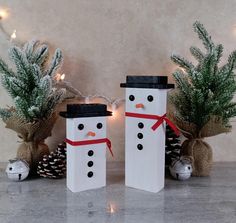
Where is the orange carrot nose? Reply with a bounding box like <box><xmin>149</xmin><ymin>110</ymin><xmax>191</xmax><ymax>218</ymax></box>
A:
<box><xmin>135</xmin><ymin>103</ymin><xmax>144</xmax><ymax>109</ymax></box>
<box><xmin>87</xmin><ymin>131</ymin><xmax>96</xmax><ymax>137</ymax></box>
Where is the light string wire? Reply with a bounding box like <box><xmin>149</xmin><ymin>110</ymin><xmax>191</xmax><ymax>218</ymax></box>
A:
<box><xmin>54</xmin><ymin>74</ymin><xmax>125</xmax><ymax>111</ymax></box>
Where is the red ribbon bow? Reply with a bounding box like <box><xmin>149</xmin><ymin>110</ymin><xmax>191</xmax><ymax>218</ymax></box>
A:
<box><xmin>65</xmin><ymin>138</ymin><xmax>113</xmax><ymax>157</ymax></box>
<box><xmin>125</xmin><ymin>112</ymin><xmax>180</xmax><ymax>136</ymax></box>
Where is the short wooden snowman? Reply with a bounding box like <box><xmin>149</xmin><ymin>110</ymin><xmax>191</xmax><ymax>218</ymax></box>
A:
<box><xmin>121</xmin><ymin>76</ymin><xmax>179</xmax><ymax>193</ymax></box>
<box><xmin>60</xmin><ymin>104</ymin><xmax>112</xmax><ymax>192</ymax></box>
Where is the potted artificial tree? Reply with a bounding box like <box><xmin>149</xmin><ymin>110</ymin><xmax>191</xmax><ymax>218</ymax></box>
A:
<box><xmin>0</xmin><ymin>40</ymin><xmax>65</xmax><ymax>174</ymax></box>
<box><xmin>170</xmin><ymin>21</ymin><xmax>236</xmax><ymax>176</ymax></box>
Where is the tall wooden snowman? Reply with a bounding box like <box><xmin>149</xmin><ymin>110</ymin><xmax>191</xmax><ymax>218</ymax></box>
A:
<box><xmin>60</xmin><ymin>104</ymin><xmax>112</xmax><ymax>192</ymax></box>
<box><xmin>121</xmin><ymin>76</ymin><xmax>179</xmax><ymax>193</ymax></box>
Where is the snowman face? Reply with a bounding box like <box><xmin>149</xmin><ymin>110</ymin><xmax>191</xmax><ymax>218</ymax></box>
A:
<box><xmin>66</xmin><ymin>116</ymin><xmax>106</xmax><ymax>141</ymax></box>
<box><xmin>126</xmin><ymin>88</ymin><xmax>168</xmax><ymax>115</ymax></box>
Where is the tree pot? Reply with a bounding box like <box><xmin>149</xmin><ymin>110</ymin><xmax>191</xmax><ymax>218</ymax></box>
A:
<box><xmin>181</xmin><ymin>139</ymin><xmax>213</xmax><ymax>176</ymax></box>
<box><xmin>4</xmin><ymin>113</ymin><xmax>57</xmax><ymax>175</ymax></box>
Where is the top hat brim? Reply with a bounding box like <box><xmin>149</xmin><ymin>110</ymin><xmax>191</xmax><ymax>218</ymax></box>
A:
<box><xmin>120</xmin><ymin>83</ymin><xmax>174</xmax><ymax>89</ymax></box>
<box><xmin>59</xmin><ymin>111</ymin><xmax>112</xmax><ymax>118</ymax></box>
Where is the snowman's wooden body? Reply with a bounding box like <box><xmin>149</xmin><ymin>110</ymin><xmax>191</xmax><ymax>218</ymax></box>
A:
<box><xmin>66</xmin><ymin>117</ymin><xmax>107</xmax><ymax>192</ymax></box>
<box><xmin>60</xmin><ymin>104</ymin><xmax>111</xmax><ymax>193</ymax></box>
<box><xmin>121</xmin><ymin>76</ymin><xmax>174</xmax><ymax>193</ymax></box>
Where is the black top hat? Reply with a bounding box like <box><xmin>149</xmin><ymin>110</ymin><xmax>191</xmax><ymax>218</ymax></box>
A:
<box><xmin>60</xmin><ymin>103</ymin><xmax>112</xmax><ymax>118</ymax></box>
<box><xmin>120</xmin><ymin>75</ymin><xmax>174</xmax><ymax>89</ymax></box>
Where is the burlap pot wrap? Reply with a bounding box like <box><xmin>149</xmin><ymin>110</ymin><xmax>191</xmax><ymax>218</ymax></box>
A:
<box><xmin>3</xmin><ymin>112</ymin><xmax>57</xmax><ymax>174</ymax></box>
<box><xmin>168</xmin><ymin>111</ymin><xmax>231</xmax><ymax>176</ymax></box>
<box><xmin>182</xmin><ymin>139</ymin><xmax>212</xmax><ymax>176</ymax></box>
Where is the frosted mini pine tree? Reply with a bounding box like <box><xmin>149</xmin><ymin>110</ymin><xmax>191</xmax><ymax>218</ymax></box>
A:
<box><xmin>170</xmin><ymin>21</ymin><xmax>236</xmax><ymax>176</ymax></box>
<box><xmin>0</xmin><ymin>40</ymin><xmax>65</xmax><ymax>173</ymax></box>
<box><xmin>0</xmin><ymin>40</ymin><xmax>64</xmax><ymax>122</ymax></box>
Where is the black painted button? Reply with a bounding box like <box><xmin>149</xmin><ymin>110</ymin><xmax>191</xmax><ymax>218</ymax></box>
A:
<box><xmin>87</xmin><ymin>171</ymin><xmax>93</xmax><ymax>178</ymax></box>
<box><xmin>137</xmin><ymin>133</ymin><xmax>143</xmax><ymax>139</ymax></box>
<box><xmin>137</xmin><ymin>144</ymin><xmax>143</xmax><ymax>150</ymax></box>
<box><xmin>88</xmin><ymin>150</ymin><xmax>94</xmax><ymax>156</ymax></box>
<box><xmin>87</xmin><ymin>161</ymin><xmax>94</xmax><ymax>167</ymax></box>
<box><xmin>138</xmin><ymin>122</ymin><xmax>144</xmax><ymax>129</ymax></box>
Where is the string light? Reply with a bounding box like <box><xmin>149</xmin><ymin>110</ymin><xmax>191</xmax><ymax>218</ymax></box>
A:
<box><xmin>0</xmin><ymin>8</ymin><xmax>18</xmax><ymax>44</ymax></box>
<box><xmin>0</xmin><ymin>12</ymin><xmax>125</xmax><ymax>112</ymax></box>
<box><xmin>10</xmin><ymin>29</ymin><xmax>16</xmax><ymax>41</ymax></box>
<box><xmin>180</xmin><ymin>68</ymin><xmax>186</xmax><ymax>73</ymax></box>
<box><xmin>55</xmin><ymin>73</ymin><xmax>125</xmax><ymax>113</ymax></box>
<box><xmin>55</xmin><ymin>73</ymin><xmax>65</xmax><ymax>82</ymax></box>
<box><xmin>0</xmin><ymin>8</ymin><xmax>8</xmax><ymax>20</ymax></box>
<box><xmin>111</xmin><ymin>103</ymin><xmax>117</xmax><ymax>112</ymax></box>
<box><xmin>55</xmin><ymin>73</ymin><xmax>61</xmax><ymax>82</ymax></box>
<box><xmin>110</xmin><ymin>103</ymin><xmax>118</xmax><ymax>118</ymax></box>
<box><xmin>85</xmin><ymin>97</ymin><xmax>90</xmax><ymax>104</ymax></box>
<box><xmin>60</xmin><ymin>73</ymin><xmax>65</xmax><ymax>81</ymax></box>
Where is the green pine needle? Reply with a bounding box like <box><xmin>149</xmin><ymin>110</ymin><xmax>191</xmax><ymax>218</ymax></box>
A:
<box><xmin>171</xmin><ymin>21</ymin><xmax>236</xmax><ymax>129</ymax></box>
<box><xmin>0</xmin><ymin>40</ymin><xmax>65</xmax><ymax>122</ymax></box>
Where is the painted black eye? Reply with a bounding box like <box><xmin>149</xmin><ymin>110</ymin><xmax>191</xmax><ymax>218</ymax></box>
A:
<box><xmin>129</xmin><ymin>95</ymin><xmax>135</xmax><ymax>101</ymax></box>
<box><xmin>97</xmin><ymin>123</ymin><xmax>103</xmax><ymax>129</ymax></box>
<box><xmin>9</xmin><ymin>167</ymin><xmax>12</xmax><ymax>171</ymax></box>
<box><xmin>147</xmin><ymin>95</ymin><xmax>154</xmax><ymax>102</ymax></box>
<box><xmin>78</xmin><ymin>124</ymin><xmax>84</xmax><ymax>130</ymax></box>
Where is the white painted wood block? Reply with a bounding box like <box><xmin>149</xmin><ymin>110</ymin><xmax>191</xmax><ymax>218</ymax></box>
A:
<box><xmin>66</xmin><ymin>117</ymin><xmax>107</xmax><ymax>192</ymax></box>
<box><xmin>125</xmin><ymin>88</ymin><xmax>168</xmax><ymax>193</ymax></box>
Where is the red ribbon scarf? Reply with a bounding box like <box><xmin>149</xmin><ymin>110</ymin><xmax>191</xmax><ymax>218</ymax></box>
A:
<box><xmin>65</xmin><ymin>138</ymin><xmax>114</xmax><ymax>157</ymax></box>
<box><xmin>125</xmin><ymin>112</ymin><xmax>180</xmax><ymax>136</ymax></box>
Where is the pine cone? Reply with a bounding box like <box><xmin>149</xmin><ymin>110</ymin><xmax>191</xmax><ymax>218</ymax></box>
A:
<box><xmin>165</xmin><ymin>125</ymin><xmax>181</xmax><ymax>166</ymax></box>
<box><xmin>37</xmin><ymin>142</ymin><xmax>67</xmax><ymax>179</ymax></box>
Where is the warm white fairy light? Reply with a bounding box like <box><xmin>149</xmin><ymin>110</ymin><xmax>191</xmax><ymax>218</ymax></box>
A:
<box><xmin>55</xmin><ymin>73</ymin><xmax>125</xmax><ymax>113</ymax></box>
<box><xmin>110</xmin><ymin>103</ymin><xmax>118</xmax><ymax>118</ymax></box>
<box><xmin>0</xmin><ymin>9</ymin><xmax>125</xmax><ymax>112</ymax></box>
<box><xmin>180</xmin><ymin>67</ymin><xmax>186</xmax><ymax>73</ymax></box>
<box><xmin>55</xmin><ymin>73</ymin><xmax>61</xmax><ymax>82</ymax></box>
<box><xmin>55</xmin><ymin>73</ymin><xmax>66</xmax><ymax>82</ymax></box>
<box><xmin>85</xmin><ymin>97</ymin><xmax>90</xmax><ymax>104</ymax></box>
<box><xmin>0</xmin><ymin>8</ymin><xmax>18</xmax><ymax>44</ymax></box>
<box><xmin>10</xmin><ymin>29</ymin><xmax>16</xmax><ymax>41</ymax></box>
<box><xmin>111</xmin><ymin>103</ymin><xmax>117</xmax><ymax>112</ymax></box>
<box><xmin>60</xmin><ymin>73</ymin><xmax>65</xmax><ymax>80</ymax></box>
<box><xmin>0</xmin><ymin>8</ymin><xmax>8</xmax><ymax>20</ymax></box>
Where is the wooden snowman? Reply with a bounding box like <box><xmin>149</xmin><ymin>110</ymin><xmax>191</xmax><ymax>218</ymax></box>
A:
<box><xmin>60</xmin><ymin>104</ymin><xmax>112</xmax><ymax>193</ymax></box>
<box><xmin>121</xmin><ymin>76</ymin><xmax>179</xmax><ymax>193</ymax></box>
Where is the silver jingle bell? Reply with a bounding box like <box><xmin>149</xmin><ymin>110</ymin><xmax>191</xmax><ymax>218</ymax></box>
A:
<box><xmin>6</xmin><ymin>159</ymin><xmax>30</xmax><ymax>181</ymax></box>
<box><xmin>169</xmin><ymin>156</ymin><xmax>192</xmax><ymax>181</ymax></box>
